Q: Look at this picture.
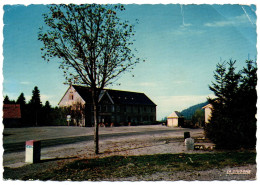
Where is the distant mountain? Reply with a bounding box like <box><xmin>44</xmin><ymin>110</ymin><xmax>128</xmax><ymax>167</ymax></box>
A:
<box><xmin>180</xmin><ymin>101</ymin><xmax>208</xmax><ymax>120</ymax></box>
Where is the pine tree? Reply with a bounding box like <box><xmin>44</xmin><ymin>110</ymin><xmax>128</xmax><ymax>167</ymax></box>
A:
<box><xmin>3</xmin><ymin>95</ymin><xmax>11</xmax><ymax>104</ymax></box>
<box><xmin>205</xmin><ymin>60</ymin><xmax>256</xmax><ymax>149</ymax></box>
<box><xmin>29</xmin><ymin>86</ymin><xmax>42</xmax><ymax>126</ymax></box>
<box><xmin>3</xmin><ymin>95</ymin><xmax>15</xmax><ymax>104</ymax></box>
<box><xmin>42</xmin><ymin>101</ymin><xmax>52</xmax><ymax>125</ymax></box>
<box><xmin>16</xmin><ymin>93</ymin><xmax>26</xmax><ymax>108</ymax></box>
<box><xmin>236</xmin><ymin>60</ymin><xmax>257</xmax><ymax>147</ymax></box>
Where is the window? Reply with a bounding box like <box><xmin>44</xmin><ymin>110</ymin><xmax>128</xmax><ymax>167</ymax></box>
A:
<box><xmin>102</xmin><ymin>105</ymin><xmax>107</xmax><ymax>112</ymax></box>
<box><xmin>69</xmin><ymin>94</ymin><xmax>73</xmax><ymax>100</ymax></box>
<box><xmin>111</xmin><ymin>105</ymin><xmax>115</xmax><ymax>112</ymax></box>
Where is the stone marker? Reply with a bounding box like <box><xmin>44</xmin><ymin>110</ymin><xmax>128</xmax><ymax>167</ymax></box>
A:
<box><xmin>185</xmin><ymin>138</ymin><xmax>194</xmax><ymax>150</ymax></box>
<box><xmin>25</xmin><ymin>140</ymin><xmax>41</xmax><ymax>163</ymax></box>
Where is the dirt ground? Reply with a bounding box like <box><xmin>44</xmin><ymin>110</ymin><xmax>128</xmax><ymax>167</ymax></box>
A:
<box><xmin>3</xmin><ymin>125</ymin><xmax>206</xmax><ymax>167</ymax></box>
<box><xmin>2</xmin><ymin>125</ymin><xmax>257</xmax><ymax>181</ymax></box>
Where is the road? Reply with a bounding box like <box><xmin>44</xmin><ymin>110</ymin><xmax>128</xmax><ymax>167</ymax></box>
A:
<box><xmin>3</xmin><ymin>125</ymin><xmax>202</xmax><ymax>153</ymax></box>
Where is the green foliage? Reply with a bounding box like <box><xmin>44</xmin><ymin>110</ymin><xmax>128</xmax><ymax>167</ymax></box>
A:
<box><xmin>38</xmin><ymin>4</ymin><xmax>141</xmax><ymax>153</ymax></box>
<box><xmin>16</xmin><ymin>93</ymin><xmax>26</xmax><ymax>107</ymax></box>
<box><xmin>191</xmin><ymin>108</ymin><xmax>205</xmax><ymax>127</ymax></box>
<box><xmin>4</xmin><ymin>87</ymin><xmax>70</xmax><ymax>127</ymax></box>
<box><xmin>205</xmin><ymin>60</ymin><xmax>257</xmax><ymax>149</ymax></box>
<box><xmin>38</xmin><ymin>4</ymin><xmax>140</xmax><ymax>87</ymax></box>
<box><xmin>29</xmin><ymin>86</ymin><xmax>42</xmax><ymax>109</ymax></box>
<box><xmin>28</xmin><ymin>86</ymin><xmax>42</xmax><ymax>126</ymax></box>
<box><xmin>160</xmin><ymin>116</ymin><xmax>167</xmax><ymax>122</ymax></box>
<box><xmin>3</xmin><ymin>95</ymin><xmax>16</xmax><ymax>104</ymax></box>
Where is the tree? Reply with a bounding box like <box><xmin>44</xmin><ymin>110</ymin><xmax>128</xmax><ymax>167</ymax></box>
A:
<box><xmin>29</xmin><ymin>86</ymin><xmax>42</xmax><ymax>126</ymax></box>
<box><xmin>3</xmin><ymin>95</ymin><xmax>15</xmax><ymax>104</ymax></box>
<box><xmin>16</xmin><ymin>93</ymin><xmax>26</xmax><ymax>107</ymax></box>
<box><xmin>38</xmin><ymin>4</ymin><xmax>140</xmax><ymax>154</ymax></box>
<box><xmin>16</xmin><ymin>93</ymin><xmax>26</xmax><ymax>124</ymax></box>
<box><xmin>3</xmin><ymin>95</ymin><xmax>10</xmax><ymax>104</ymax></box>
<box><xmin>235</xmin><ymin>60</ymin><xmax>257</xmax><ymax>147</ymax></box>
<box><xmin>42</xmin><ymin>101</ymin><xmax>52</xmax><ymax>125</ymax></box>
<box><xmin>205</xmin><ymin>60</ymin><xmax>256</xmax><ymax>149</ymax></box>
<box><xmin>191</xmin><ymin>108</ymin><xmax>204</xmax><ymax>127</ymax></box>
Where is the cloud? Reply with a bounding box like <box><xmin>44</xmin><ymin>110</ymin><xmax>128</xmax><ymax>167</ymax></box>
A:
<box><xmin>40</xmin><ymin>94</ymin><xmax>55</xmax><ymax>104</ymax></box>
<box><xmin>138</xmin><ymin>82</ymin><xmax>157</xmax><ymax>87</ymax></box>
<box><xmin>117</xmin><ymin>81</ymin><xmax>157</xmax><ymax>90</ymax></box>
<box><xmin>20</xmin><ymin>81</ymin><xmax>31</xmax><ymax>85</ymax></box>
<box><xmin>204</xmin><ymin>14</ymin><xmax>254</xmax><ymax>28</ymax></box>
<box><xmin>170</xmin><ymin>25</ymin><xmax>205</xmax><ymax>36</ymax></box>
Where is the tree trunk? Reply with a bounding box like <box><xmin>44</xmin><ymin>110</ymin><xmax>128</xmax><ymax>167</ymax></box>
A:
<box><xmin>92</xmin><ymin>89</ymin><xmax>99</xmax><ymax>154</ymax></box>
<box><xmin>35</xmin><ymin>111</ymin><xmax>38</xmax><ymax>126</ymax></box>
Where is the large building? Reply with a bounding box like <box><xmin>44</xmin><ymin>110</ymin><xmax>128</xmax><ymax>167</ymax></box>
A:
<box><xmin>58</xmin><ymin>85</ymin><xmax>157</xmax><ymax>127</ymax></box>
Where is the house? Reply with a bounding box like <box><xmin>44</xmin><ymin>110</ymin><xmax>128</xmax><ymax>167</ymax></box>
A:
<box><xmin>58</xmin><ymin>85</ymin><xmax>157</xmax><ymax>127</ymax></box>
<box><xmin>167</xmin><ymin>111</ymin><xmax>184</xmax><ymax>127</ymax></box>
<box><xmin>202</xmin><ymin>104</ymin><xmax>213</xmax><ymax>124</ymax></box>
<box><xmin>3</xmin><ymin>104</ymin><xmax>22</xmax><ymax>127</ymax></box>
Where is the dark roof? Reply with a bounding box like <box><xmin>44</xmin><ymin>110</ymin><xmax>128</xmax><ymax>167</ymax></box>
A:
<box><xmin>3</xmin><ymin>104</ymin><xmax>21</xmax><ymax>119</ymax></box>
<box><xmin>72</xmin><ymin>85</ymin><xmax>93</xmax><ymax>103</ymax></box>
<box><xmin>107</xmin><ymin>89</ymin><xmax>156</xmax><ymax>106</ymax></box>
<box><xmin>72</xmin><ymin>85</ymin><xmax>156</xmax><ymax>106</ymax></box>
<box><xmin>174</xmin><ymin>111</ymin><xmax>183</xmax><ymax>118</ymax></box>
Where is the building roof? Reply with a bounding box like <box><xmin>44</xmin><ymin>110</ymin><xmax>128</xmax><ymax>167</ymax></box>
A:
<box><xmin>167</xmin><ymin>111</ymin><xmax>183</xmax><ymax>118</ymax></box>
<box><xmin>72</xmin><ymin>85</ymin><xmax>93</xmax><ymax>103</ymax></box>
<box><xmin>72</xmin><ymin>85</ymin><xmax>156</xmax><ymax>106</ymax></box>
<box><xmin>202</xmin><ymin>104</ymin><xmax>213</xmax><ymax>109</ymax></box>
<box><xmin>3</xmin><ymin>104</ymin><xmax>21</xmax><ymax>119</ymax></box>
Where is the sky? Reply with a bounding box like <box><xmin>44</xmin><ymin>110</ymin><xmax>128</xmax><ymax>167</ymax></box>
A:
<box><xmin>2</xmin><ymin>2</ymin><xmax>257</xmax><ymax>120</ymax></box>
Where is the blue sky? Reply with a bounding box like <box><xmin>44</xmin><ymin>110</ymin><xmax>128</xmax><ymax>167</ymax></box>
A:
<box><xmin>2</xmin><ymin>4</ymin><xmax>257</xmax><ymax>120</ymax></box>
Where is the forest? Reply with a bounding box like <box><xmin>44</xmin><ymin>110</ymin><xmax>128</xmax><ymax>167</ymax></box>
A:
<box><xmin>3</xmin><ymin>86</ymin><xmax>70</xmax><ymax>127</ymax></box>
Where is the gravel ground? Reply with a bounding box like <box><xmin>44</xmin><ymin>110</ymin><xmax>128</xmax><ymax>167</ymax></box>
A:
<box><xmin>112</xmin><ymin>164</ymin><xmax>256</xmax><ymax>181</ymax></box>
<box><xmin>3</xmin><ymin>126</ymin><xmax>257</xmax><ymax>181</ymax></box>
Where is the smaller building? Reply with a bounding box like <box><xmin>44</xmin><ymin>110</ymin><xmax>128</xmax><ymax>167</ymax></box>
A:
<box><xmin>167</xmin><ymin>111</ymin><xmax>184</xmax><ymax>127</ymax></box>
<box><xmin>3</xmin><ymin>104</ymin><xmax>22</xmax><ymax>127</ymax></box>
<box><xmin>202</xmin><ymin>104</ymin><xmax>213</xmax><ymax>124</ymax></box>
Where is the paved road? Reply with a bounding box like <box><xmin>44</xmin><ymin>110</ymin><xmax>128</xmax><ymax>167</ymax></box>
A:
<box><xmin>3</xmin><ymin>126</ymin><xmax>202</xmax><ymax>153</ymax></box>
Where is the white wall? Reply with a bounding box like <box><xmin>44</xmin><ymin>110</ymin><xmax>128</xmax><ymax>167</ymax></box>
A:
<box><xmin>205</xmin><ymin>107</ymin><xmax>212</xmax><ymax>123</ymax></box>
<box><xmin>167</xmin><ymin>118</ymin><xmax>178</xmax><ymax>127</ymax></box>
<box><xmin>58</xmin><ymin>86</ymin><xmax>85</xmax><ymax>107</ymax></box>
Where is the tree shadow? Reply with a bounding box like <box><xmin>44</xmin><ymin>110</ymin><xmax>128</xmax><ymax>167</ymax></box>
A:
<box><xmin>39</xmin><ymin>156</ymin><xmax>77</xmax><ymax>163</ymax></box>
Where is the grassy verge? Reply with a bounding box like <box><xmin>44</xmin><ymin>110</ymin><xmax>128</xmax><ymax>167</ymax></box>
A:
<box><xmin>4</xmin><ymin>152</ymin><xmax>256</xmax><ymax>181</ymax></box>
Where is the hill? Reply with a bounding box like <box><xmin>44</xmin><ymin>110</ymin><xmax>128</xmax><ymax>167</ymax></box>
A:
<box><xmin>180</xmin><ymin>101</ymin><xmax>208</xmax><ymax>120</ymax></box>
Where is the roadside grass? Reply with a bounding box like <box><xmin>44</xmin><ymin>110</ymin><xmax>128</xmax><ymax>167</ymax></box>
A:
<box><xmin>5</xmin><ymin>152</ymin><xmax>256</xmax><ymax>181</ymax></box>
